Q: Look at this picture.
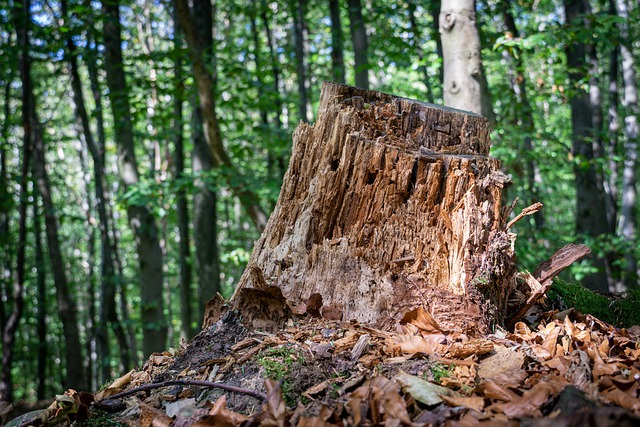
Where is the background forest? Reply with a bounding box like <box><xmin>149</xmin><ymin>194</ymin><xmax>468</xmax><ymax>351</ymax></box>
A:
<box><xmin>0</xmin><ymin>0</ymin><xmax>638</xmax><ymax>404</ymax></box>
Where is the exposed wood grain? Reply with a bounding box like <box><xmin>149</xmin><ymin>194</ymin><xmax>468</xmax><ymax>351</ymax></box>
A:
<box><xmin>224</xmin><ymin>82</ymin><xmax>517</xmax><ymax>333</ymax></box>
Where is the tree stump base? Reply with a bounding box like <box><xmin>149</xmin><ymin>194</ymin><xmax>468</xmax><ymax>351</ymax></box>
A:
<box><xmin>218</xmin><ymin>83</ymin><xmax>516</xmax><ymax>334</ymax></box>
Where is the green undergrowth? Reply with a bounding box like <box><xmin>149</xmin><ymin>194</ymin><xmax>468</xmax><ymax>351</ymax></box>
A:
<box><xmin>548</xmin><ymin>280</ymin><xmax>640</xmax><ymax>328</ymax></box>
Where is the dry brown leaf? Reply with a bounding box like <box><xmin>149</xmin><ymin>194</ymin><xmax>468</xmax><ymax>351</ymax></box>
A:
<box><xmin>264</xmin><ymin>379</ymin><xmax>287</xmax><ymax>427</ymax></box>
<box><xmin>139</xmin><ymin>402</ymin><xmax>173</xmax><ymax>427</ymax></box>
<box><xmin>400</xmin><ymin>307</ymin><xmax>442</xmax><ymax>333</ymax></box>
<box><xmin>477</xmin><ymin>346</ymin><xmax>525</xmax><ymax>380</ymax></box>
<box><xmin>477</xmin><ymin>380</ymin><xmax>519</xmax><ymax>402</ymax></box>
<box><xmin>541</xmin><ymin>324</ymin><xmax>561</xmax><ymax>358</ymax></box>
<box><xmin>499</xmin><ymin>382</ymin><xmax>561</xmax><ymax>418</ymax></box>
<box><xmin>441</xmin><ymin>395</ymin><xmax>485</xmax><ymax>412</ymax></box>
<box><xmin>601</xmin><ymin>388</ymin><xmax>640</xmax><ymax>413</ymax></box>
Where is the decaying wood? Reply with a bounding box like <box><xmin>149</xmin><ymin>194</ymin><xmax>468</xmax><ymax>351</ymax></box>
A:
<box><xmin>507</xmin><ymin>244</ymin><xmax>591</xmax><ymax>327</ymax></box>
<box><xmin>221</xmin><ymin>82</ymin><xmax>517</xmax><ymax>333</ymax></box>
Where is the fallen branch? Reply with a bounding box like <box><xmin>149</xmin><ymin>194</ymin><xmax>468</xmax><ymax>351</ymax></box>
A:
<box><xmin>97</xmin><ymin>379</ymin><xmax>266</xmax><ymax>403</ymax></box>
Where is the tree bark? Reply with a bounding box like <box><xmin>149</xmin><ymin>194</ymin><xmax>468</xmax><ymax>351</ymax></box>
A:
<box><xmin>407</xmin><ymin>0</ymin><xmax>434</xmax><ymax>103</ymax></box>
<box><xmin>439</xmin><ymin>0</ymin><xmax>492</xmax><ymax>119</ymax></box>
<box><xmin>174</xmin><ymin>0</ymin><xmax>268</xmax><ymax>231</ymax></box>
<box><xmin>189</xmin><ymin>0</ymin><xmax>221</xmax><ymax>325</ymax></box>
<box><xmin>33</xmin><ymin>196</ymin><xmax>47</xmax><ymax>400</ymax></box>
<box><xmin>219</xmin><ymin>83</ymin><xmax>515</xmax><ymax>334</ymax></box>
<box><xmin>292</xmin><ymin>0</ymin><xmax>310</xmax><ymax>123</ymax></box>
<box><xmin>500</xmin><ymin>0</ymin><xmax>544</xmax><ymax>229</ymax></box>
<box><xmin>101</xmin><ymin>0</ymin><xmax>167</xmax><ymax>355</ymax></box>
<box><xmin>615</xmin><ymin>0</ymin><xmax>638</xmax><ymax>288</ymax></box>
<box><xmin>563</xmin><ymin>0</ymin><xmax>610</xmax><ymax>292</ymax></box>
<box><xmin>347</xmin><ymin>0</ymin><xmax>369</xmax><ymax>89</ymax></box>
<box><xmin>0</xmin><ymin>3</ymin><xmax>31</xmax><ymax>400</ymax></box>
<box><xmin>32</xmin><ymin>72</ymin><xmax>85</xmax><ymax>393</ymax></box>
<box><xmin>328</xmin><ymin>0</ymin><xmax>345</xmax><ymax>84</ymax></box>
<box><xmin>62</xmin><ymin>0</ymin><xmax>132</xmax><ymax>378</ymax></box>
<box><xmin>173</xmin><ymin>13</ymin><xmax>194</xmax><ymax>340</ymax></box>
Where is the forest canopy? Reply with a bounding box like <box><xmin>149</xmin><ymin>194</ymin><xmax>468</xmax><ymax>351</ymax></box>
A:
<box><xmin>0</xmin><ymin>0</ymin><xmax>638</xmax><ymax>404</ymax></box>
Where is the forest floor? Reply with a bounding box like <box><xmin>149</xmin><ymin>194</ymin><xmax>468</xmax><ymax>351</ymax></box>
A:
<box><xmin>22</xmin><ymin>295</ymin><xmax>638</xmax><ymax>427</ymax></box>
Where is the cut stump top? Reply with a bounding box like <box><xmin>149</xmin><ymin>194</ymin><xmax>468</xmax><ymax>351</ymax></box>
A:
<box><xmin>318</xmin><ymin>82</ymin><xmax>491</xmax><ymax>156</ymax></box>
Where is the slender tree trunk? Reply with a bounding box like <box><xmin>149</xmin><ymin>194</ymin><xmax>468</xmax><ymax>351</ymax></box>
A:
<box><xmin>429</xmin><ymin>0</ymin><xmax>444</xmax><ymax>96</ymax></box>
<box><xmin>83</xmin><ymin>18</ymin><xmax>139</xmax><ymax>363</ymax></box>
<box><xmin>260</xmin><ymin>0</ymin><xmax>287</xmax><ymax>179</ymax></box>
<box><xmin>292</xmin><ymin>0</ymin><xmax>309</xmax><ymax>123</ymax></box>
<box><xmin>101</xmin><ymin>0</ymin><xmax>167</xmax><ymax>355</ymax></box>
<box><xmin>563</xmin><ymin>0</ymin><xmax>610</xmax><ymax>291</ymax></box>
<box><xmin>173</xmin><ymin>13</ymin><xmax>194</xmax><ymax>340</ymax></box>
<box><xmin>33</xmin><ymin>197</ymin><xmax>47</xmax><ymax>400</ymax></box>
<box><xmin>328</xmin><ymin>0</ymin><xmax>345</xmax><ymax>84</ymax></box>
<box><xmin>440</xmin><ymin>0</ymin><xmax>492</xmax><ymax>118</ymax></box>
<box><xmin>407</xmin><ymin>0</ymin><xmax>434</xmax><ymax>103</ymax></box>
<box><xmin>500</xmin><ymin>0</ymin><xmax>544</xmax><ymax>229</ymax></box>
<box><xmin>347</xmin><ymin>0</ymin><xmax>369</xmax><ymax>89</ymax></box>
<box><xmin>0</xmin><ymin>69</ymin><xmax>12</xmax><ymax>354</ymax></box>
<box><xmin>62</xmin><ymin>0</ymin><xmax>132</xmax><ymax>374</ymax></box>
<box><xmin>76</xmin><ymin>141</ymin><xmax>98</xmax><ymax>389</ymax></box>
<box><xmin>605</xmin><ymin>0</ymin><xmax>619</xmax><ymax>228</ymax></box>
<box><xmin>260</xmin><ymin>0</ymin><xmax>284</xmax><ymax>131</ymax></box>
<box><xmin>189</xmin><ymin>0</ymin><xmax>221</xmax><ymax>324</ymax></box>
<box><xmin>615</xmin><ymin>0</ymin><xmax>638</xmax><ymax>287</ymax></box>
<box><xmin>175</xmin><ymin>0</ymin><xmax>268</xmax><ymax>231</ymax></box>
<box><xmin>32</xmin><ymin>71</ymin><xmax>85</xmax><ymax>393</ymax></box>
<box><xmin>0</xmin><ymin>3</ymin><xmax>31</xmax><ymax>400</ymax></box>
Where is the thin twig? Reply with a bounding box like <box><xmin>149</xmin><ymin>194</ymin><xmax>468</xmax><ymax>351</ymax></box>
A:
<box><xmin>100</xmin><ymin>379</ymin><xmax>266</xmax><ymax>402</ymax></box>
<box><xmin>506</xmin><ymin>202</ymin><xmax>543</xmax><ymax>229</ymax></box>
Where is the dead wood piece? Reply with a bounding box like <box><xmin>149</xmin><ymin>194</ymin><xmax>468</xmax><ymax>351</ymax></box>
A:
<box><xmin>533</xmin><ymin>244</ymin><xmax>591</xmax><ymax>285</ymax></box>
<box><xmin>508</xmin><ymin>244</ymin><xmax>591</xmax><ymax>327</ymax></box>
<box><xmin>351</xmin><ymin>334</ymin><xmax>371</xmax><ymax>361</ymax></box>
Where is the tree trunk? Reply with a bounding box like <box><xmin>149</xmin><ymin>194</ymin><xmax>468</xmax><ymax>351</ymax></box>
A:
<box><xmin>101</xmin><ymin>0</ymin><xmax>167</xmax><ymax>355</ymax></box>
<box><xmin>500</xmin><ymin>0</ymin><xmax>544</xmax><ymax>229</ymax></box>
<box><xmin>292</xmin><ymin>0</ymin><xmax>309</xmax><ymax>123</ymax></box>
<box><xmin>32</xmin><ymin>77</ymin><xmax>85</xmax><ymax>393</ymax></box>
<box><xmin>33</xmin><ymin>197</ymin><xmax>47</xmax><ymax>400</ymax></box>
<box><xmin>189</xmin><ymin>0</ymin><xmax>221</xmax><ymax>325</ymax></box>
<box><xmin>347</xmin><ymin>0</ymin><xmax>369</xmax><ymax>89</ymax></box>
<box><xmin>217</xmin><ymin>83</ymin><xmax>515</xmax><ymax>334</ymax></box>
<box><xmin>328</xmin><ymin>0</ymin><xmax>345</xmax><ymax>84</ymax></box>
<box><xmin>62</xmin><ymin>0</ymin><xmax>132</xmax><ymax>378</ymax></box>
<box><xmin>173</xmin><ymin>13</ymin><xmax>194</xmax><ymax>340</ymax></box>
<box><xmin>563</xmin><ymin>0</ymin><xmax>610</xmax><ymax>292</ymax></box>
<box><xmin>439</xmin><ymin>0</ymin><xmax>492</xmax><ymax>119</ymax></box>
<box><xmin>429</xmin><ymin>0</ymin><xmax>444</xmax><ymax>97</ymax></box>
<box><xmin>605</xmin><ymin>0</ymin><xmax>619</xmax><ymax>231</ymax></box>
<box><xmin>174</xmin><ymin>0</ymin><xmax>268</xmax><ymax>231</ymax></box>
<box><xmin>0</xmin><ymin>3</ymin><xmax>31</xmax><ymax>400</ymax></box>
<box><xmin>407</xmin><ymin>0</ymin><xmax>434</xmax><ymax>103</ymax></box>
<box><xmin>615</xmin><ymin>0</ymin><xmax>638</xmax><ymax>288</ymax></box>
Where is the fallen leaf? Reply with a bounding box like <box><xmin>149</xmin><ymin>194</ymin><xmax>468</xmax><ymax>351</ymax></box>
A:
<box><xmin>395</xmin><ymin>371</ymin><xmax>459</xmax><ymax>406</ymax></box>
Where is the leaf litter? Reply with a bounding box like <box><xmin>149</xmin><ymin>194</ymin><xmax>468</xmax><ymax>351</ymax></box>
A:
<box><xmin>11</xmin><ymin>300</ymin><xmax>636</xmax><ymax>427</ymax></box>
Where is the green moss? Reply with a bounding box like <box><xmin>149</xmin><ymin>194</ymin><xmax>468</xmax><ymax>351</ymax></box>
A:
<box><xmin>257</xmin><ymin>346</ymin><xmax>299</xmax><ymax>406</ymax></box>
<box><xmin>548</xmin><ymin>280</ymin><xmax>640</xmax><ymax>327</ymax></box>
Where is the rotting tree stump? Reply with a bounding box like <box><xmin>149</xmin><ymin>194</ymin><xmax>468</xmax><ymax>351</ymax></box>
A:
<box><xmin>215</xmin><ymin>82</ymin><xmax>517</xmax><ymax>334</ymax></box>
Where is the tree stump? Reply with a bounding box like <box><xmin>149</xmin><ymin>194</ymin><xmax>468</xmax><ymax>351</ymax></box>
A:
<box><xmin>221</xmin><ymin>82</ymin><xmax>516</xmax><ymax>334</ymax></box>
